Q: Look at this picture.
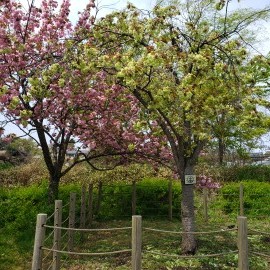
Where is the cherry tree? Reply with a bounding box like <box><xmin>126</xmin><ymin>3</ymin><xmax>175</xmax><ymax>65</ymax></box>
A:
<box><xmin>88</xmin><ymin>0</ymin><xmax>270</xmax><ymax>253</ymax></box>
<box><xmin>0</xmin><ymin>0</ymin><xmax>171</xmax><ymax>201</ymax></box>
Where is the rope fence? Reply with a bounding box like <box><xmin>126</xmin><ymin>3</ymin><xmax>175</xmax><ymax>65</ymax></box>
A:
<box><xmin>31</xmin><ymin>183</ymin><xmax>270</xmax><ymax>270</ymax></box>
<box><xmin>144</xmin><ymin>249</ymin><xmax>238</xmax><ymax>258</ymax></box>
<box><xmin>31</xmin><ymin>196</ymin><xmax>257</xmax><ymax>270</ymax></box>
<box><xmin>143</xmin><ymin>227</ymin><xmax>237</xmax><ymax>235</ymax></box>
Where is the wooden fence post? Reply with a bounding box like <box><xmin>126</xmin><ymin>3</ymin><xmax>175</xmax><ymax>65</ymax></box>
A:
<box><xmin>238</xmin><ymin>216</ymin><xmax>249</xmax><ymax>270</ymax></box>
<box><xmin>80</xmin><ymin>185</ymin><xmax>86</xmax><ymax>229</ymax></box>
<box><xmin>87</xmin><ymin>183</ymin><xmax>93</xmax><ymax>227</ymax></box>
<box><xmin>32</xmin><ymin>214</ymin><xmax>47</xmax><ymax>270</ymax></box>
<box><xmin>168</xmin><ymin>180</ymin><xmax>173</xmax><ymax>221</ymax></box>
<box><xmin>132</xmin><ymin>215</ymin><xmax>142</xmax><ymax>270</ymax></box>
<box><xmin>203</xmin><ymin>188</ymin><xmax>208</xmax><ymax>223</ymax></box>
<box><xmin>68</xmin><ymin>193</ymin><xmax>76</xmax><ymax>252</ymax></box>
<box><xmin>239</xmin><ymin>183</ymin><xmax>244</xmax><ymax>216</ymax></box>
<box><xmin>95</xmin><ymin>181</ymin><xmax>103</xmax><ymax>216</ymax></box>
<box><xmin>132</xmin><ymin>181</ymin><xmax>137</xmax><ymax>216</ymax></box>
<box><xmin>53</xmin><ymin>200</ymin><xmax>62</xmax><ymax>270</ymax></box>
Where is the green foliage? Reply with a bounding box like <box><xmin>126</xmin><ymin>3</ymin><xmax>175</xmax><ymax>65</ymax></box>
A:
<box><xmin>222</xmin><ymin>165</ymin><xmax>270</xmax><ymax>182</ymax></box>
<box><xmin>6</xmin><ymin>137</ymin><xmax>38</xmax><ymax>156</ymax></box>
<box><xmin>136</xmin><ymin>178</ymin><xmax>181</xmax><ymax>217</ymax></box>
<box><xmin>220</xmin><ymin>181</ymin><xmax>270</xmax><ymax>216</ymax></box>
<box><xmin>96</xmin><ymin>178</ymin><xmax>181</xmax><ymax>219</ymax></box>
<box><xmin>61</xmin><ymin>163</ymin><xmax>159</xmax><ymax>186</ymax></box>
<box><xmin>0</xmin><ymin>159</ymin><xmax>48</xmax><ymax>186</ymax></box>
<box><xmin>0</xmin><ymin>162</ymin><xmax>12</xmax><ymax>171</ymax></box>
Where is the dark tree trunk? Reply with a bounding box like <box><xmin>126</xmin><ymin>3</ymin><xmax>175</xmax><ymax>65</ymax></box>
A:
<box><xmin>180</xmin><ymin>164</ymin><xmax>196</xmax><ymax>254</ymax></box>
<box><xmin>48</xmin><ymin>174</ymin><xmax>60</xmax><ymax>203</ymax></box>
<box><xmin>218</xmin><ymin>137</ymin><xmax>225</xmax><ymax>165</ymax></box>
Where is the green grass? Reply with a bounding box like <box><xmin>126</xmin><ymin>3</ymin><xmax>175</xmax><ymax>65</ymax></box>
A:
<box><xmin>1</xmin><ymin>180</ymin><xmax>270</xmax><ymax>269</ymax></box>
<box><xmin>42</xmin><ymin>218</ymin><xmax>270</xmax><ymax>270</ymax></box>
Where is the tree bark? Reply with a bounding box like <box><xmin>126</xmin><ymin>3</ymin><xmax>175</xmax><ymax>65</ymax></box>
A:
<box><xmin>48</xmin><ymin>174</ymin><xmax>60</xmax><ymax>203</ymax></box>
<box><xmin>180</xmin><ymin>164</ymin><xmax>196</xmax><ymax>254</ymax></box>
<box><xmin>218</xmin><ymin>137</ymin><xmax>225</xmax><ymax>165</ymax></box>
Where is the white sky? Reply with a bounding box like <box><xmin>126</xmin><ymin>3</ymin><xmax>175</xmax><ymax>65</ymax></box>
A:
<box><xmin>3</xmin><ymin>0</ymin><xmax>270</xmax><ymax>146</ymax></box>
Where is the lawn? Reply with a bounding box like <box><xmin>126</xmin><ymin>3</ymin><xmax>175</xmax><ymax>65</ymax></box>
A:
<box><xmin>1</xmin><ymin>180</ymin><xmax>270</xmax><ymax>269</ymax></box>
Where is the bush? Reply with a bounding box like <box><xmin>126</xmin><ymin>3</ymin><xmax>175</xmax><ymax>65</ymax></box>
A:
<box><xmin>221</xmin><ymin>165</ymin><xmax>270</xmax><ymax>182</ymax></box>
<box><xmin>0</xmin><ymin>162</ymin><xmax>13</xmax><ymax>171</ymax></box>
<box><xmin>220</xmin><ymin>181</ymin><xmax>270</xmax><ymax>216</ymax></box>
<box><xmin>0</xmin><ymin>159</ymin><xmax>48</xmax><ymax>186</ymax></box>
<box><xmin>95</xmin><ymin>178</ymin><xmax>181</xmax><ymax>219</ymax></box>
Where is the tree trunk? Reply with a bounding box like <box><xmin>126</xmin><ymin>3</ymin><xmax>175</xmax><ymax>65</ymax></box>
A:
<box><xmin>48</xmin><ymin>174</ymin><xmax>60</xmax><ymax>203</ymax></box>
<box><xmin>218</xmin><ymin>137</ymin><xmax>225</xmax><ymax>165</ymax></box>
<box><xmin>181</xmin><ymin>164</ymin><xmax>196</xmax><ymax>254</ymax></box>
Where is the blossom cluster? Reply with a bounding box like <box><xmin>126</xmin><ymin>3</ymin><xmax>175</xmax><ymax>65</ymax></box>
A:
<box><xmin>196</xmin><ymin>174</ymin><xmax>221</xmax><ymax>190</ymax></box>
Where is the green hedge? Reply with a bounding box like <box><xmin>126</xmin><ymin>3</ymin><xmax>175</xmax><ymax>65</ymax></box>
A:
<box><xmin>220</xmin><ymin>181</ymin><xmax>270</xmax><ymax>216</ymax></box>
<box><xmin>222</xmin><ymin>165</ymin><xmax>270</xmax><ymax>182</ymax></box>
<box><xmin>96</xmin><ymin>178</ymin><xmax>181</xmax><ymax>219</ymax></box>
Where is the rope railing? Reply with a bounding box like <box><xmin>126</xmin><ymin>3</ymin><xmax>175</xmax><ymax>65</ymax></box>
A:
<box><xmin>43</xmin><ymin>224</ymin><xmax>132</xmax><ymax>232</ymax></box>
<box><xmin>248</xmin><ymin>228</ymin><xmax>270</xmax><ymax>236</ymax></box>
<box><xmin>42</xmin><ymin>247</ymin><xmax>132</xmax><ymax>256</ymax></box>
<box><xmin>143</xmin><ymin>227</ymin><xmax>237</xmax><ymax>235</ymax></box>
<box><xmin>144</xmin><ymin>249</ymin><xmax>238</xmax><ymax>258</ymax></box>
<box><xmin>250</xmin><ymin>251</ymin><xmax>270</xmax><ymax>259</ymax></box>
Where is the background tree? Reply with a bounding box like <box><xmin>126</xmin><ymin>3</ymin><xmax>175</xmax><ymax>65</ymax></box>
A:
<box><xmin>90</xmin><ymin>0</ymin><xmax>270</xmax><ymax>253</ymax></box>
<box><xmin>0</xmin><ymin>0</ymin><xmax>171</xmax><ymax>201</ymax></box>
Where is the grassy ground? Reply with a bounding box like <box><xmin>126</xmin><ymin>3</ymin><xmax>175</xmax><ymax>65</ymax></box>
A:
<box><xmin>1</xmin><ymin>181</ymin><xmax>270</xmax><ymax>269</ymax></box>
<box><xmin>38</xmin><ymin>215</ymin><xmax>270</xmax><ymax>270</ymax></box>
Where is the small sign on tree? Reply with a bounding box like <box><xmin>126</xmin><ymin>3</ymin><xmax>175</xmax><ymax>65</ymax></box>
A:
<box><xmin>185</xmin><ymin>175</ymin><xmax>196</xmax><ymax>185</ymax></box>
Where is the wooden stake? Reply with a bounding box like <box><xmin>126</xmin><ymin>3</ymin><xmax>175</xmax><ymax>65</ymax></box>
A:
<box><xmin>32</xmin><ymin>214</ymin><xmax>47</xmax><ymax>270</ymax></box>
<box><xmin>132</xmin><ymin>215</ymin><xmax>142</xmax><ymax>270</ymax></box>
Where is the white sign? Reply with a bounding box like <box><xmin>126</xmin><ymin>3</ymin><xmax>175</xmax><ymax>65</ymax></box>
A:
<box><xmin>185</xmin><ymin>175</ymin><xmax>196</xmax><ymax>185</ymax></box>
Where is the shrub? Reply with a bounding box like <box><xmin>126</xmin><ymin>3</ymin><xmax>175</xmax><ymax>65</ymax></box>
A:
<box><xmin>0</xmin><ymin>159</ymin><xmax>48</xmax><ymax>186</ymax></box>
<box><xmin>96</xmin><ymin>178</ymin><xmax>181</xmax><ymax>219</ymax></box>
<box><xmin>221</xmin><ymin>165</ymin><xmax>270</xmax><ymax>182</ymax></box>
<box><xmin>220</xmin><ymin>181</ymin><xmax>270</xmax><ymax>216</ymax></box>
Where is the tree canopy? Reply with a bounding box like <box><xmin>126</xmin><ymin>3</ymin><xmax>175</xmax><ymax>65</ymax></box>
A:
<box><xmin>0</xmin><ymin>0</ymin><xmax>170</xmax><ymax>200</ymax></box>
<box><xmin>86</xmin><ymin>0</ymin><xmax>270</xmax><ymax>253</ymax></box>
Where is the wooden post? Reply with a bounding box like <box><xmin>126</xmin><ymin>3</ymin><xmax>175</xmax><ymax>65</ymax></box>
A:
<box><xmin>80</xmin><ymin>185</ymin><xmax>86</xmax><ymax>229</ymax></box>
<box><xmin>132</xmin><ymin>181</ymin><xmax>137</xmax><ymax>216</ymax></box>
<box><xmin>87</xmin><ymin>183</ymin><xmax>94</xmax><ymax>227</ymax></box>
<box><xmin>32</xmin><ymin>214</ymin><xmax>47</xmax><ymax>270</ymax></box>
<box><xmin>95</xmin><ymin>181</ymin><xmax>103</xmax><ymax>216</ymax></box>
<box><xmin>132</xmin><ymin>215</ymin><xmax>142</xmax><ymax>270</ymax></box>
<box><xmin>53</xmin><ymin>200</ymin><xmax>62</xmax><ymax>270</ymax></box>
<box><xmin>68</xmin><ymin>193</ymin><xmax>76</xmax><ymax>252</ymax></box>
<box><xmin>238</xmin><ymin>216</ymin><xmax>249</xmax><ymax>270</ymax></box>
<box><xmin>239</xmin><ymin>183</ymin><xmax>244</xmax><ymax>216</ymax></box>
<box><xmin>203</xmin><ymin>188</ymin><xmax>208</xmax><ymax>223</ymax></box>
<box><xmin>168</xmin><ymin>180</ymin><xmax>173</xmax><ymax>221</ymax></box>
